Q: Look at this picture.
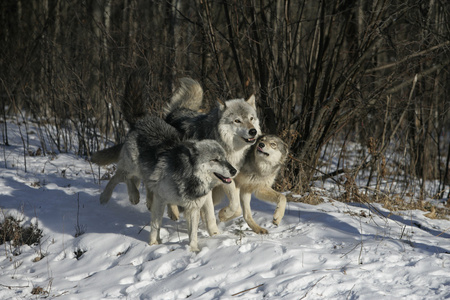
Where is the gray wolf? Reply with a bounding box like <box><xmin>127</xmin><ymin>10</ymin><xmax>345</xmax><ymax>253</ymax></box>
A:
<box><xmin>91</xmin><ymin>130</ymin><xmax>141</xmax><ymax>205</ymax></box>
<box><xmin>165</xmin><ymin>80</ymin><xmax>261</xmax><ymax>222</ymax></box>
<box><xmin>91</xmin><ymin>75</ymin><xmax>204</xmax><ymax>208</ymax></box>
<box><xmin>235</xmin><ymin>135</ymin><xmax>288</xmax><ymax>234</ymax></box>
<box><xmin>135</xmin><ymin>116</ymin><xmax>236</xmax><ymax>251</ymax></box>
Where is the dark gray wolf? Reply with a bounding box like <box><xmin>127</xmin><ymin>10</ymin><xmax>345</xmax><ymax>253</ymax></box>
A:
<box><xmin>235</xmin><ymin>135</ymin><xmax>288</xmax><ymax>234</ymax></box>
<box><xmin>135</xmin><ymin>116</ymin><xmax>236</xmax><ymax>251</ymax></box>
<box><xmin>165</xmin><ymin>80</ymin><xmax>261</xmax><ymax>222</ymax></box>
<box><xmin>91</xmin><ymin>76</ymin><xmax>204</xmax><ymax>208</ymax></box>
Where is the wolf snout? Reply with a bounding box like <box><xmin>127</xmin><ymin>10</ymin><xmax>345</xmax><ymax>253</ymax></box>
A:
<box><xmin>229</xmin><ymin>166</ymin><xmax>237</xmax><ymax>177</ymax></box>
<box><xmin>249</xmin><ymin>128</ymin><xmax>257</xmax><ymax>137</ymax></box>
<box><xmin>259</xmin><ymin>142</ymin><xmax>265</xmax><ymax>148</ymax></box>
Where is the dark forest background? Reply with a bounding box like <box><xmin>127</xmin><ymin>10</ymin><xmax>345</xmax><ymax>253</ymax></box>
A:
<box><xmin>1</xmin><ymin>0</ymin><xmax>450</xmax><ymax>201</ymax></box>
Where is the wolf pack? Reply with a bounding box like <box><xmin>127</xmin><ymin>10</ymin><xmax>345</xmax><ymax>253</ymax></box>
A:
<box><xmin>91</xmin><ymin>72</ymin><xmax>289</xmax><ymax>252</ymax></box>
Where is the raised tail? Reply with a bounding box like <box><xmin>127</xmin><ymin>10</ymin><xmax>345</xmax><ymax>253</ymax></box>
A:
<box><xmin>165</xmin><ymin>77</ymin><xmax>203</xmax><ymax>115</ymax></box>
<box><xmin>121</xmin><ymin>68</ymin><xmax>155</xmax><ymax>129</ymax></box>
<box><xmin>91</xmin><ymin>144</ymin><xmax>123</xmax><ymax>166</ymax></box>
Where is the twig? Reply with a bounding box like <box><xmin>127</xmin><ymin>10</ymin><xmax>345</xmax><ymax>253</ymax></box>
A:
<box><xmin>300</xmin><ymin>276</ymin><xmax>326</xmax><ymax>299</ymax></box>
<box><xmin>0</xmin><ymin>283</ymin><xmax>30</xmax><ymax>289</ymax></box>
<box><xmin>436</xmin><ymin>227</ymin><xmax>450</xmax><ymax>237</ymax></box>
<box><xmin>340</xmin><ymin>242</ymin><xmax>362</xmax><ymax>259</ymax></box>
<box><xmin>232</xmin><ymin>283</ymin><xmax>264</xmax><ymax>297</ymax></box>
<box><xmin>138</xmin><ymin>221</ymin><xmax>150</xmax><ymax>234</ymax></box>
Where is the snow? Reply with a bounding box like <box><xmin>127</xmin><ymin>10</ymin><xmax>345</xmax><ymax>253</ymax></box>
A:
<box><xmin>1</xmin><ymin>121</ymin><xmax>450</xmax><ymax>299</ymax></box>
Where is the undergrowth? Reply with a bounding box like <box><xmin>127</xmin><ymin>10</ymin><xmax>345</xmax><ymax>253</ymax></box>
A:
<box><xmin>0</xmin><ymin>213</ymin><xmax>43</xmax><ymax>255</ymax></box>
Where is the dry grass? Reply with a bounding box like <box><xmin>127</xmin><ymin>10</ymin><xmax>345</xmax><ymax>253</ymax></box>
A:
<box><xmin>0</xmin><ymin>215</ymin><xmax>42</xmax><ymax>248</ymax></box>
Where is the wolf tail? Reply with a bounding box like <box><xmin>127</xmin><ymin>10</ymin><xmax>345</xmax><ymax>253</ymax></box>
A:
<box><xmin>121</xmin><ymin>68</ymin><xmax>155</xmax><ymax>129</ymax></box>
<box><xmin>91</xmin><ymin>144</ymin><xmax>123</xmax><ymax>166</ymax></box>
<box><xmin>165</xmin><ymin>77</ymin><xmax>203</xmax><ymax>115</ymax></box>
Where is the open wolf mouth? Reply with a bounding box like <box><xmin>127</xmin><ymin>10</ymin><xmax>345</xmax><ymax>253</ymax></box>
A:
<box><xmin>214</xmin><ymin>173</ymin><xmax>232</xmax><ymax>184</ymax></box>
<box><xmin>243</xmin><ymin>137</ymin><xmax>256</xmax><ymax>144</ymax></box>
<box><xmin>257</xmin><ymin>146</ymin><xmax>269</xmax><ymax>156</ymax></box>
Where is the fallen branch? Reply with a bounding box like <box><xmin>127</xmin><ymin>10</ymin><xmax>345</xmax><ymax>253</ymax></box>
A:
<box><xmin>232</xmin><ymin>283</ymin><xmax>264</xmax><ymax>297</ymax></box>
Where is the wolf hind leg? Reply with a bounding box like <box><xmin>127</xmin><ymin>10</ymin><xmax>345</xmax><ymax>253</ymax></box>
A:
<box><xmin>241</xmin><ymin>191</ymin><xmax>268</xmax><ymax>234</ymax></box>
<box><xmin>126</xmin><ymin>176</ymin><xmax>140</xmax><ymax>205</ymax></box>
<box><xmin>149</xmin><ymin>194</ymin><xmax>164</xmax><ymax>245</ymax></box>
<box><xmin>145</xmin><ymin>186</ymin><xmax>153</xmax><ymax>211</ymax></box>
<box><xmin>100</xmin><ymin>171</ymin><xmax>125</xmax><ymax>204</ymax></box>
<box><xmin>254</xmin><ymin>188</ymin><xmax>286</xmax><ymax>225</ymax></box>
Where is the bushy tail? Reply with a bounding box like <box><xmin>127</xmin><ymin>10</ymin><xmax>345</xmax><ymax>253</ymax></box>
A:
<box><xmin>121</xmin><ymin>68</ymin><xmax>154</xmax><ymax>129</ymax></box>
<box><xmin>165</xmin><ymin>77</ymin><xmax>203</xmax><ymax>115</ymax></box>
<box><xmin>91</xmin><ymin>144</ymin><xmax>123</xmax><ymax>166</ymax></box>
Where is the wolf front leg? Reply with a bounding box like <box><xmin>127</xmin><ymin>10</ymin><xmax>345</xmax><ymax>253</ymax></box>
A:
<box><xmin>241</xmin><ymin>191</ymin><xmax>268</xmax><ymax>234</ymax></box>
<box><xmin>201</xmin><ymin>192</ymin><xmax>219</xmax><ymax>236</ymax></box>
<box><xmin>218</xmin><ymin>182</ymin><xmax>242</xmax><ymax>222</ymax></box>
<box><xmin>254</xmin><ymin>188</ymin><xmax>286</xmax><ymax>225</ymax></box>
<box><xmin>100</xmin><ymin>171</ymin><xmax>125</xmax><ymax>204</ymax></box>
<box><xmin>149</xmin><ymin>194</ymin><xmax>164</xmax><ymax>246</ymax></box>
<box><xmin>184</xmin><ymin>207</ymin><xmax>201</xmax><ymax>252</ymax></box>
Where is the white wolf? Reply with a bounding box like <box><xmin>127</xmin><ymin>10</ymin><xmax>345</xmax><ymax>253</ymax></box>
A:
<box><xmin>165</xmin><ymin>80</ymin><xmax>261</xmax><ymax>222</ymax></box>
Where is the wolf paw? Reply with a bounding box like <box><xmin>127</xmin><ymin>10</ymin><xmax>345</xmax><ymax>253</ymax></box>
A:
<box><xmin>218</xmin><ymin>207</ymin><xmax>241</xmax><ymax>222</ymax></box>
<box><xmin>272</xmin><ymin>217</ymin><xmax>280</xmax><ymax>226</ymax></box>
<box><xmin>189</xmin><ymin>245</ymin><xmax>200</xmax><ymax>252</ymax></box>
<box><xmin>129</xmin><ymin>196</ymin><xmax>140</xmax><ymax>205</ymax></box>
<box><xmin>99</xmin><ymin>193</ymin><xmax>110</xmax><ymax>205</ymax></box>
<box><xmin>209</xmin><ymin>230</ymin><xmax>219</xmax><ymax>237</ymax></box>
<box><xmin>254</xmin><ymin>227</ymin><xmax>268</xmax><ymax>234</ymax></box>
<box><xmin>149</xmin><ymin>240</ymin><xmax>160</xmax><ymax>246</ymax></box>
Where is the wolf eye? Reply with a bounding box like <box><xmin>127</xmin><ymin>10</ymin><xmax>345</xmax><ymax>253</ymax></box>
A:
<box><xmin>234</xmin><ymin>119</ymin><xmax>241</xmax><ymax>123</ymax></box>
<box><xmin>250</xmin><ymin>116</ymin><xmax>254</xmax><ymax>121</ymax></box>
<box><xmin>270</xmin><ymin>143</ymin><xmax>277</xmax><ymax>149</ymax></box>
<box><xmin>211</xmin><ymin>158</ymin><xmax>219</xmax><ymax>163</ymax></box>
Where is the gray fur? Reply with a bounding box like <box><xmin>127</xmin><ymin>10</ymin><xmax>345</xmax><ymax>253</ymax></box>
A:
<box><xmin>91</xmin><ymin>144</ymin><xmax>123</xmax><ymax>166</ymax></box>
<box><xmin>165</xmin><ymin>77</ymin><xmax>203</xmax><ymax>115</ymax></box>
<box><xmin>165</xmin><ymin>79</ymin><xmax>261</xmax><ymax>222</ymax></box>
<box><xmin>135</xmin><ymin>116</ymin><xmax>237</xmax><ymax>251</ymax></box>
<box><xmin>121</xmin><ymin>68</ymin><xmax>157</xmax><ymax>129</ymax></box>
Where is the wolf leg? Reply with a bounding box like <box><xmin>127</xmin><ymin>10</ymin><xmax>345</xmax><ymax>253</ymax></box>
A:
<box><xmin>100</xmin><ymin>171</ymin><xmax>124</xmax><ymax>204</ymax></box>
<box><xmin>201</xmin><ymin>193</ymin><xmax>219</xmax><ymax>236</ymax></box>
<box><xmin>218</xmin><ymin>183</ymin><xmax>242</xmax><ymax>222</ymax></box>
<box><xmin>212</xmin><ymin>187</ymin><xmax>226</xmax><ymax>206</ymax></box>
<box><xmin>149</xmin><ymin>194</ymin><xmax>164</xmax><ymax>245</ymax></box>
<box><xmin>145</xmin><ymin>186</ymin><xmax>153</xmax><ymax>211</ymax></box>
<box><xmin>126</xmin><ymin>176</ymin><xmax>140</xmax><ymax>205</ymax></box>
<box><xmin>241</xmin><ymin>191</ymin><xmax>268</xmax><ymax>234</ymax></box>
<box><xmin>167</xmin><ymin>205</ymin><xmax>180</xmax><ymax>221</ymax></box>
<box><xmin>254</xmin><ymin>188</ymin><xmax>286</xmax><ymax>225</ymax></box>
<box><xmin>184</xmin><ymin>207</ymin><xmax>200</xmax><ymax>252</ymax></box>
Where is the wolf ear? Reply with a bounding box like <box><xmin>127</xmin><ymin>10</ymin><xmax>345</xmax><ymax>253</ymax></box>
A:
<box><xmin>217</xmin><ymin>98</ymin><xmax>226</xmax><ymax>111</ymax></box>
<box><xmin>246</xmin><ymin>95</ymin><xmax>256</xmax><ymax>109</ymax></box>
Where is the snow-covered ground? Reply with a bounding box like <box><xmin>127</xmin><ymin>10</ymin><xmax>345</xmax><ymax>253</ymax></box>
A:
<box><xmin>1</xmin><ymin>121</ymin><xmax>449</xmax><ymax>299</ymax></box>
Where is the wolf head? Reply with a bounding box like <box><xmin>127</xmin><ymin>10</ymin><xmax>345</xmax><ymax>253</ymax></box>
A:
<box><xmin>253</xmin><ymin>135</ymin><xmax>288</xmax><ymax>167</ymax></box>
<box><xmin>193</xmin><ymin>140</ymin><xmax>237</xmax><ymax>185</ymax></box>
<box><xmin>218</xmin><ymin>95</ymin><xmax>261</xmax><ymax>150</ymax></box>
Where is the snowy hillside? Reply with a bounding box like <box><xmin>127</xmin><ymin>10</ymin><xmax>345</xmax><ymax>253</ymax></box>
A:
<box><xmin>1</xmin><ymin>121</ymin><xmax>450</xmax><ymax>299</ymax></box>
